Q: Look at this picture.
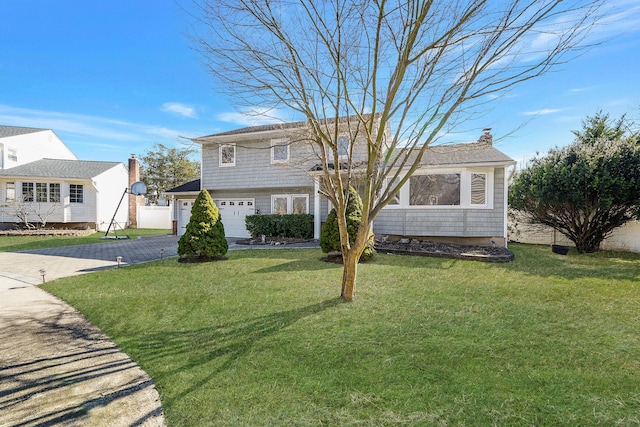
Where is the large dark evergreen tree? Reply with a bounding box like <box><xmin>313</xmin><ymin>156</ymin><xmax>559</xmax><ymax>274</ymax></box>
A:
<box><xmin>510</xmin><ymin>113</ymin><xmax>640</xmax><ymax>253</ymax></box>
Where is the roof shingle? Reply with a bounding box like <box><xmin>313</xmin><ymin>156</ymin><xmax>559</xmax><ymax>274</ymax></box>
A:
<box><xmin>0</xmin><ymin>125</ymin><xmax>48</xmax><ymax>139</ymax></box>
<box><xmin>0</xmin><ymin>159</ymin><xmax>124</xmax><ymax>179</ymax></box>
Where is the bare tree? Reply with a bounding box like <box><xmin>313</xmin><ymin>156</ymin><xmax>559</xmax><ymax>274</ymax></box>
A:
<box><xmin>4</xmin><ymin>196</ymin><xmax>61</xmax><ymax>229</ymax></box>
<box><xmin>191</xmin><ymin>0</ymin><xmax>604</xmax><ymax>301</ymax></box>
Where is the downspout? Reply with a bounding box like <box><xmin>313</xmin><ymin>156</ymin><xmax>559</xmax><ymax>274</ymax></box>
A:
<box><xmin>503</xmin><ymin>166</ymin><xmax>510</xmax><ymax>248</ymax></box>
<box><xmin>314</xmin><ymin>179</ymin><xmax>321</xmax><ymax>239</ymax></box>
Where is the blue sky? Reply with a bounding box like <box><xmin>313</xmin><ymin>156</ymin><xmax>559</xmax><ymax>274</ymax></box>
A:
<box><xmin>1</xmin><ymin>1</ymin><xmax>639</xmax><ymax>166</ymax></box>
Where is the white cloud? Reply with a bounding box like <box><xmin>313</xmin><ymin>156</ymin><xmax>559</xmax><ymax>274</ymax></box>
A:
<box><xmin>217</xmin><ymin>107</ymin><xmax>287</xmax><ymax>127</ymax></box>
<box><xmin>0</xmin><ymin>104</ymin><xmax>206</xmax><ymax>160</ymax></box>
<box><xmin>522</xmin><ymin>108</ymin><xmax>562</xmax><ymax>116</ymax></box>
<box><xmin>161</xmin><ymin>102</ymin><xmax>197</xmax><ymax>118</ymax></box>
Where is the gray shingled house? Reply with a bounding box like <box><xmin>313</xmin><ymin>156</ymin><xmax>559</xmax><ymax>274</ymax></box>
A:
<box><xmin>0</xmin><ymin>158</ymin><xmax>128</xmax><ymax>231</ymax></box>
<box><xmin>167</xmin><ymin>120</ymin><xmax>516</xmax><ymax>247</ymax></box>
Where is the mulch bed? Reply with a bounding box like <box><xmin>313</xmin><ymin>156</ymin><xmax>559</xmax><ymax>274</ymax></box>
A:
<box><xmin>374</xmin><ymin>239</ymin><xmax>515</xmax><ymax>263</ymax></box>
<box><xmin>235</xmin><ymin>237</ymin><xmax>315</xmax><ymax>246</ymax></box>
<box><xmin>0</xmin><ymin>229</ymin><xmax>96</xmax><ymax>237</ymax></box>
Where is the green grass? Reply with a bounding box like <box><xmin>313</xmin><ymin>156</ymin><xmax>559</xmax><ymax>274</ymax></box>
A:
<box><xmin>42</xmin><ymin>244</ymin><xmax>640</xmax><ymax>426</ymax></box>
<box><xmin>0</xmin><ymin>228</ymin><xmax>171</xmax><ymax>252</ymax></box>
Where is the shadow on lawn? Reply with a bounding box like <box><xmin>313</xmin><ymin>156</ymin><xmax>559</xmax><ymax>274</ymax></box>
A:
<box><xmin>503</xmin><ymin>243</ymin><xmax>640</xmax><ymax>282</ymax></box>
<box><xmin>138</xmin><ymin>298</ymin><xmax>343</xmax><ymax>406</ymax></box>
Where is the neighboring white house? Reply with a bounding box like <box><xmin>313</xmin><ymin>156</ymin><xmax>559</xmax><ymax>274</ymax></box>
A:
<box><xmin>168</xmin><ymin>118</ymin><xmax>516</xmax><ymax>247</ymax></box>
<box><xmin>0</xmin><ymin>159</ymin><xmax>129</xmax><ymax>231</ymax></box>
<box><xmin>0</xmin><ymin>126</ymin><xmax>77</xmax><ymax>169</ymax></box>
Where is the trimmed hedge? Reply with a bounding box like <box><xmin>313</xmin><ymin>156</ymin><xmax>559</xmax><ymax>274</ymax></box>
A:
<box><xmin>245</xmin><ymin>214</ymin><xmax>314</xmax><ymax>239</ymax></box>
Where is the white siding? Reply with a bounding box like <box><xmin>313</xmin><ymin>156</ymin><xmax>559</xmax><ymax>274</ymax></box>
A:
<box><xmin>0</xmin><ymin>130</ymin><xmax>76</xmax><ymax>170</ymax></box>
<box><xmin>93</xmin><ymin>164</ymin><xmax>129</xmax><ymax>231</ymax></box>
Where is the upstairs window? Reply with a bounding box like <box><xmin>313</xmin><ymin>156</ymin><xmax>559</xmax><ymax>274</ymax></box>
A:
<box><xmin>7</xmin><ymin>148</ymin><xmax>17</xmax><ymax>162</ymax></box>
<box><xmin>220</xmin><ymin>144</ymin><xmax>236</xmax><ymax>167</ymax></box>
<box><xmin>271</xmin><ymin>141</ymin><xmax>289</xmax><ymax>164</ymax></box>
<box><xmin>70</xmin><ymin>184</ymin><xmax>84</xmax><ymax>203</ymax></box>
<box><xmin>409</xmin><ymin>174</ymin><xmax>461</xmax><ymax>206</ymax></box>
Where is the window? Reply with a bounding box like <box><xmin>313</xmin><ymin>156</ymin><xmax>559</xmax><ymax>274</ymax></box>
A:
<box><xmin>470</xmin><ymin>173</ymin><xmax>487</xmax><ymax>205</ymax></box>
<box><xmin>385</xmin><ymin>178</ymin><xmax>400</xmax><ymax>205</ymax></box>
<box><xmin>271</xmin><ymin>141</ymin><xmax>289</xmax><ymax>164</ymax></box>
<box><xmin>6</xmin><ymin>182</ymin><xmax>15</xmax><ymax>201</ymax></box>
<box><xmin>7</xmin><ymin>148</ymin><xmax>17</xmax><ymax>162</ymax></box>
<box><xmin>337</xmin><ymin>136</ymin><xmax>349</xmax><ymax>158</ymax></box>
<box><xmin>409</xmin><ymin>174</ymin><xmax>460</xmax><ymax>206</ymax></box>
<box><xmin>70</xmin><ymin>184</ymin><xmax>84</xmax><ymax>203</ymax></box>
<box><xmin>36</xmin><ymin>183</ymin><xmax>47</xmax><ymax>202</ymax></box>
<box><xmin>272</xmin><ymin>194</ymin><xmax>309</xmax><ymax>214</ymax></box>
<box><xmin>22</xmin><ymin>182</ymin><xmax>34</xmax><ymax>202</ymax></box>
<box><xmin>292</xmin><ymin>195</ymin><xmax>308</xmax><ymax>214</ymax></box>
<box><xmin>49</xmin><ymin>183</ymin><xmax>61</xmax><ymax>203</ymax></box>
<box><xmin>220</xmin><ymin>144</ymin><xmax>236</xmax><ymax>167</ymax></box>
<box><xmin>272</xmin><ymin>195</ymin><xmax>288</xmax><ymax>214</ymax></box>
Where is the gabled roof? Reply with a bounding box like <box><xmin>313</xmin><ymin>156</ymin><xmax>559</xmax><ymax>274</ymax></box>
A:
<box><xmin>310</xmin><ymin>142</ymin><xmax>515</xmax><ymax>172</ymax></box>
<box><xmin>417</xmin><ymin>142</ymin><xmax>515</xmax><ymax>166</ymax></box>
<box><xmin>0</xmin><ymin>159</ymin><xmax>124</xmax><ymax>180</ymax></box>
<box><xmin>166</xmin><ymin>179</ymin><xmax>201</xmax><ymax>193</ymax></box>
<box><xmin>0</xmin><ymin>125</ymin><xmax>48</xmax><ymax>139</ymax></box>
<box><xmin>194</xmin><ymin>114</ymin><xmax>380</xmax><ymax>140</ymax></box>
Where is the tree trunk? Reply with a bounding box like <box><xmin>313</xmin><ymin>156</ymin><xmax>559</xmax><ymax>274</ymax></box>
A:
<box><xmin>341</xmin><ymin>249</ymin><xmax>359</xmax><ymax>301</ymax></box>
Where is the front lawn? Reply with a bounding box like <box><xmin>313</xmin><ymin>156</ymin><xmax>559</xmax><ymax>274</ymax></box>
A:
<box><xmin>0</xmin><ymin>228</ymin><xmax>171</xmax><ymax>252</ymax></box>
<box><xmin>43</xmin><ymin>244</ymin><xmax>640</xmax><ymax>426</ymax></box>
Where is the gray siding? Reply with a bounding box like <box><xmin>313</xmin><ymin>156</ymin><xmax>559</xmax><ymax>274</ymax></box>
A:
<box><xmin>202</xmin><ymin>138</ymin><xmax>317</xmax><ymax>190</ymax></box>
<box><xmin>201</xmin><ymin>127</ymin><xmax>372</xmax><ymax>191</ymax></box>
<box><xmin>373</xmin><ymin>168</ymin><xmax>506</xmax><ymax>238</ymax></box>
<box><xmin>208</xmin><ymin>187</ymin><xmax>316</xmax><ymax>215</ymax></box>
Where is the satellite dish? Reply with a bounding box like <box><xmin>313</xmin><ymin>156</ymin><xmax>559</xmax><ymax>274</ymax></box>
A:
<box><xmin>130</xmin><ymin>181</ymin><xmax>147</xmax><ymax>195</ymax></box>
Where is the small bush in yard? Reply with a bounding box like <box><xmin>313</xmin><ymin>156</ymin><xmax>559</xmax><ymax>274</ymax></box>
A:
<box><xmin>178</xmin><ymin>190</ymin><xmax>228</xmax><ymax>261</ymax></box>
<box><xmin>320</xmin><ymin>186</ymin><xmax>374</xmax><ymax>261</ymax></box>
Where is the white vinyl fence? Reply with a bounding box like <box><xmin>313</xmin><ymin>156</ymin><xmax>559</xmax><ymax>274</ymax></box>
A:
<box><xmin>509</xmin><ymin>212</ymin><xmax>640</xmax><ymax>253</ymax></box>
<box><xmin>137</xmin><ymin>206</ymin><xmax>172</xmax><ymax>229</ymax></box>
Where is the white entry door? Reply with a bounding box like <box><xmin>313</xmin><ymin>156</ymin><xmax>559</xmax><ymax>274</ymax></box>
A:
<box><xmin>177</xmin><ymin>199</ymin><xmax>195</xmax><ymax>236</ymax></box>
<box><xmin>215</xmin><ymin>199</ymin><xmax>255</xmax><ymax>238</ymax></box>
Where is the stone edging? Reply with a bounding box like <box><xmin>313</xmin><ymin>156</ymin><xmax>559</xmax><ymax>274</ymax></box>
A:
<box><xmin>374</xmin><ymin>246</ymin><xmax>515</xmax><ymax>263</ymax></box>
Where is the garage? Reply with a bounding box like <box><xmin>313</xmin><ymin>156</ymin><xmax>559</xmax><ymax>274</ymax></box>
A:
<box><xmin>177</xmin><ymin>198</ymin><xmax>255</xmax><ymax>238</ymax></box>
<box><xmin>215</xmin><ymin>199</ymin><xmax>255</xmax><ymax>238</ymax></box>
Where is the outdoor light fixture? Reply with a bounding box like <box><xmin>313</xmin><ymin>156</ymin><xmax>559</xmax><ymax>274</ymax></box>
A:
<box><xmin>160</xmin><ymin>248</ymin><xmax>165</xmax><ymax>260</ymax></box>
<box><xmin>116</xmin><ymin>256</ymin><xmax>123</xmax><ymax>268</ymax></box>
<box><xmin>39</xmin><ymin>269</ymin><xmax>46</xmax><ymax>284</ymax></box>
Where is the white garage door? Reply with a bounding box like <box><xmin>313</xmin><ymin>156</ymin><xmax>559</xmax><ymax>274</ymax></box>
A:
<box><xmin>177</xmin><ymin>199</ymin><xmax>195</xmax><ymax>236</ymax></box>
<box><xmin>215</xmin><ymin>199</ymin><xmax>255</xmax><ymax>238</ymax></box>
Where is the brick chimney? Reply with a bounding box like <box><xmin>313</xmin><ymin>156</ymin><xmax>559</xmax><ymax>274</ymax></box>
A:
<box><xmin>478</xmin><ymin>128</ymin><xmax>493</xmax><ymax>145</ymax></box>
<box><xmin>128</xmin><ymin>154</ymin><xmax>143</xmax><ymax>228</ymax></box>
